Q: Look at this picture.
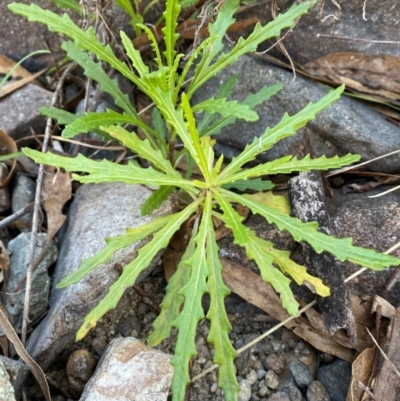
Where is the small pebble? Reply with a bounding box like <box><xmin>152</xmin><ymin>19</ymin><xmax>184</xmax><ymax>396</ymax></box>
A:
<box><xmin>197</xmin><ymin>357</ymin><xmax>207</xmax><ymax>365</ymax></box>
<box><xmin>238</xmin><ymin>380</ymin><xmax>252</xmax><ymax>401</ymax></box>
<box><xmin>264</xmin><ymin>370</ymin><xmax>279</xmax><ymax>390</ymax></box>
<box><xmin>258</xmin><ymin>386</ymin><xmax>270</xmax><ymax>397</ymax></box>
<box><xmin>306</xmin><ymin>380</ymin><xmax>331</xmax><ymax>401</ymax></box>
<box><xmin>210</xmin><ymin>382</ymin><xmax>218</xmax><ymax>393</ymax></box>
<box><xmin>66</xmin><ymin>349</ymin><xmax>96</xmax><ymax>398</ymax></box>
<box><xmin>256</xmin><ymin>369</ymin><xmax>266</xmax><ymax>380</ymax></box>
<box><xmin>289</xmin><ymin>358</ymin><xmax>313</xmax><ymax>388</ymax></box>
<box><xmin>270</xmin><ymin>339</ymin><xmax>282</xmax><ymax>352</ymax></box>
<box><xmin>264</xmin><ymin>354</ymin><xmax>285</xmax><ymax>374</ymax></box>
<box><xmin>246</xmin><ymin>370</ymin><xmax>258</xmax><ymax>385</ymax></box>
<box><xmin>267</xmin><ymin>391</ymin><xmax>291</xmax><ymax>401</ymax></box>
<box><xmin>91</xmin><ymin>336</ymin><xmax>107</xmax><ymax>355</ymax></box>
<box><xmin>282</xmin><ymin>381</ymin><xmax>303</xmax><ymax>401</ymax></box>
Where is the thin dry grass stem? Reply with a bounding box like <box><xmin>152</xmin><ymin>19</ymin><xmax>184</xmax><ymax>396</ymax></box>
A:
<box><xmin>326</xmin><ymin>148</ymin><xmax>400</xmax><ymax>178</ymax></box>
<box><xmin>316</xmin><ymin>34</ymin><xmax>400</xmax><ymax>44</ymax></box>
<box><xmin>21</xmin><ymin>62</ymin><xmax>76</xmax><ymax>346</ymax></box>
<box><xmin>366</xmin><ymin>328</ymin><xmax>400</xmax><ymax>380</ymax></box>
<box><xmin>0</xmin><ymin>203</ymin><xmax>34</xmax><ymax>230</ymax></box>
<box><xmin>362</xmin><ymin>0</ymin><xmax>368</xmax><ymax>20</ymax></box>
<box><xmin>368</xmin><ymin>185</ymin><xmax>400</xmax><ymax>198</ymax></box>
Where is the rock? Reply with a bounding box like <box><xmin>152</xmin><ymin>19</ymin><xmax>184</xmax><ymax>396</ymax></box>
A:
<box><xmin>79</xmin><ymin>337</ymin><xmax>173</xmax><ymax>401</ymax></box>
<box><xmin>118</xmin><ymin>315</ymin><xmax>142</xmax><ymax>337</ymax></box>
<box><xmin>267</xmin><ymin>392</ymin><xmax>291</xmax><ymax>401</ymax></box>
<box><xmin>264</xmin><ymin>354</ymin><xmax>285</xmax><ymax>374</ymax></box>
<box><xmin>306</xmin><ymin>381</ymin><xmax>331</xmax><ymax>401</ymax></box>
<box><xmin>326</xmin><ymin>188</ymin><xmax>400</xmax><ymax>303</ymax></box>
<box><xmin>0</xmin><ymin>84</ymin><xmax>53</xmax><ymax>142</ymax></box>
<box><xmin>264</xmin><ymin>370</ymin><xmax>279</xmax><ymax>390</ymax></box>
<box><xmin>3</xmin><ymin>232</ymin><xmax>56</xmax><ymax>328</ymax></box>
<box><xmin>246</xmin><ymin>370</ymin><xmax>258</xmax><ymax>385</ymax></box>
<box><xmin>288</xmin><ymin>359</ymin><xmax>313</xmax><ymax>388</ymax></box>
<box><xmin>0</xmin><ymin>356</ymin><xmax>28</xmax><ymax>401</ymax></box>
<box><xmin>27</xmin><ymin>183</ymin><xmax>176</xmax><ymax>369</ymax></box>
<box><xmin>268</xmin><ymin>0</ymin><xmax>400</xmax><ymax>61</ymax></box>
<box><xmin>282</xmin><ymin>381</ymin><xmax>304</xmax><ymax>401</ymax></box>
<box><xmin>11</xmin><ymin>174</ymin><xmax>35</xmax><ymax>230</ymax></box>
<box><xmin>238</xmin><ymin>380</ymin><xmax>252</xmax><ymax>401</ymax></box>
<box><xmin>0</xmin><ymin>358</ymin><xmax>16</xmax><ymax>401</ymax></box>
<box><xmin>193</xmin><ymin>52</ymin><xmax>400</xmax><ymax>174</ymax></box>
<box><xmin>0</xmin><ymin>164</ymin><xmax>10</xmax><ymax>213</ymax></box>
<box><xmin>66</xmin><ymin>349</ymin><xmax>97</xmax><ymax>399</ymax></box>
<box><xmin>317</xmin><ymin>359</ymin><xmax>351</xmax><ymax>401</ymax></box>
<box><xmin>91</xmin><ymin>335</ymin><xmax>108</xmax><ymax>356</ymax></box>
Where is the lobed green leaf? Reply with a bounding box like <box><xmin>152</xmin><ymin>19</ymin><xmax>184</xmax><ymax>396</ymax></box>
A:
<box><xmin>193</xmin><ymin>97</ymin><xmax>258</xmax><ymax>122</ymax></box>
<box><xmin>223</xmin><ymin>189</ymin><xmax>400</xmax><ymax>270</ymax></box>
<box><xmin>220</xmin><ymin>153</ymin><xmax>360</xmax><ymax>186</ymax></box>
<box><xmin>218</xmin><ymin>85</ymin><xmax>344</xmax><ymax>181</ymax></box>
<box><xmin>22</xmin><ymin>148</ymin><xmax>195</xmax><ymax>190</ymax></box>
<box><xmin>77</xmin><ymin>197</ymin><xmax>203</xmax><ymax>340</ymax></box>
<box><xmin>62</xmin><ymin>41</ymin><xmax>139</xmax><ymax>117</ymax></box>
<box><xmin>140</xmin><ymin>186</ymin><xmax>174</xmax><ymax>216</ymax></box>
<box><xmin>205</xmin><ymin>213</ymin><xmax>239</xmax><ymax>399</ymax></box>
<box><xmin>39</xmin><ymin>107</ymin><xmax>79</xmax><ymax>125</ymax></box>
<box><xmin>214</xmin><ymin>191</ymin><xmax>299</xmax><ymax>315</ymax></box>
<box><xmin>221</xmin><ymin>178</ymin><xmax>275</xmax><ymax>192</ymax></box>
<box><xmin>170</xmin><ymin>193</ymin><xmax>212</xmax><ymax>401</ymax></box>
<box><xmin>57</xmin><ymin>216</ymin><xmax>171</xmax><ymax>287</ymax></box>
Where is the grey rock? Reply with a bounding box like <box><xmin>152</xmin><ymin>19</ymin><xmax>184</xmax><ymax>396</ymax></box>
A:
<box><xmin>0</xmin><ymin>84</ymin><xmax>53</xmax><ymax>142</ymax></box>
<box><xmin>288</xmin><ymin>359</ymin><xmax>313</xmax><ymax>388</ymax></box>
<box><xmin>256</xmin><ymin>369</ymin><xmax>266</xmax><ymax>380</ymax></box>
<box><xmin>11</xmin><ymin>174</ymin><xmax>35</xmax><ymax>230</ymax></box>
<box><xmin>270</xmin><ymin>0</ymin><xmax>400</xmax><ymax>61</ymax></box>
<box><xmin>4</xmin><ymin>232</ymin><xmax>56</xmax><ymax>328</ymax></box>
<box><xmin>193</xmin><ymin>53</ymin><xmax>400</xmax><ymax>173</ymax></box>
<box><xmin>27</xmin><ymin>183</ymin><xmax>176</xmax><ymax>369</ymax></box>
<box><xmin>306</xmin><ymin>381</ymin><xmax>331</xmax><ymax>401</ymax></box>
<box><xmin>246</xmin><ymin>369</ymin><xmax>258</xmax><ymax>385</ymax></box>
<box><xmin>80</xmin><ymin>337</ymin><xmax>173</xmax><ymax>401</ymax></box>
<box><xmin>0</xmin><ymin>164</ymin><xmax>10</xmax><ymax>212</ymax></box>
<box><xmin>317</xmin><ymin>359</ymin><xmax>351</xmax><ymax>401</ymax></box>
<box><xmin>0</xmin><ymin>356</ymin><xmax>29</xmax><ymax>401</ymax></box>
<box><xmin>267</xmin><ymin>392</ymin><xmax>291</xmax><ymax>401</ymax></box>
<box><xmin>0</xmin><ymin>358</ymin><xmax>16</xmax><ymax>401</ymax></box>
<box><xmin>238</xmin><ymin>380</ymin><xmax>252</xmax><ymax>401</ymax></box>
<box><xmin>282</xmin><ymin>381</ymin><xmax>304</xmax><ymax>401</ymax></box>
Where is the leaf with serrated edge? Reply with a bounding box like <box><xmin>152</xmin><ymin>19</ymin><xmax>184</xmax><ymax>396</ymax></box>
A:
<box><xmin>218</xmin><ymin>85</ymin><xmax>344</xmax><ymax>181</ymax></box>
<box><xmin>222</xmin><ymin>189</ymin><xmax>400</xmax><ymax>270</ymax></box>
<box><xmin>205</xmin><ymin>210</ymin><xmax>239</xmax><ymax>399</ymax></box>
<box><xmin>7</xmin><ymin>4</ymin><xmax>143</xmax><ymax>89</ymax></box>
<box><xmin>197</xmin><ymin>74</ymin><xmax>239</xmax><ymax>133</ymax></box>
<box><xmin>58</xmin><ymin>216</ymin><xmax>170</xmax><ymax>287</ymax></box>
<box><xmin>170</xmin><ymin>193</ymin><xmax>211</xmax><ymax>401</ymax></box>
<box><xmin>102</xmin><ymin>125</ymin><xmax>177</xmax><ymax>176</ymax></box>
<box><xmin>77</xmin><ymin>197</ymin><xmax>203</xmax><ymax>340</ymax></box>
<box><xmin>221</xmin><ymin>178</ymin><xmax>275</xmax><ymax>192</ymax></box>
<box><xmin>120</xmin><ymin>31</ymin><xmax>150</xmax><ymax>77</ymax></box>
<box><xmin>214</xmin><ymin>190</ymin><xmax>299</xmax><ymax>314</ymax></box>
<box><xmin>188</xmin><ymin>0</ymin><xmax>316</xmax><ymax>96</ymax></box>
<box><xmin>202</xmin><ymin>83</ymin><xmax>281</xmax><ymax>137</ymax></box>
<box><xmin>162</xmin><ymin>0</ymin><xmax>180</xmax><ymax>69</ymax></box>
<box><xmin>188</xmin><ymin>0</ymin><xmax>239</xmax><ymax>97</ymax></box>
<box><xmin>140</xmin><ymin>186</ymin><xmax>174</xmax><ymax>216</ymax></box>
<box><xmin>22</xmin><ymin>148</ymin><xmax>196</xmax><ymax>190</ymax></box>
<box><xmin>221</xmin><ymin>154</ymin><xmax>360</xmax><ymax>185</ymax></box>
<box><xmin>181</xmin><ymin>93</ymin><xmax>211</xmax><ymax>180</ymax></box>
<box><xmin>193</xmin><ymin>97</ymin><xmax>258</xmax><ymax>122</ymax></box>
<box><xmin>62</xmin><ymin>41</ymin><xmax>138</xmax><ymax>116</ymax></box>
<box><xmin>147</xmin><ymin>237</ymin><xmax>195</xmax><ymax>346</ymax></box>
<box><xmin>269</xmin><ymin>247</ymin><xmax>330</xmax><ymax>296</ymax></box>
<box><xmin>62</xmin><ymin>110</ymin><xmax>157</xmax><ymax>139</ymax></box>
<box><xmin>39</xmin><ymin>107</ymin><xmax>79</xmax><ymax>125</ymax></box>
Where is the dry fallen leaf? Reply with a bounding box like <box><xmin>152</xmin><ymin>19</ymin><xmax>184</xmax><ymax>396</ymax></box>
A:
<box><xmin>0</xmin><ymin>129</ymin><xmax>17</xmax><ymax>189</ymax></box>
<box><xmin>304</xmin><ymin>53</ymin><xmax>400</xmax><ymax>104</ymax></box>
<box><xmin>0</xmin><ymin>69</ymin><xmax>46</xmax><ymax>98</ymax></box>
<box><xmin>42</xmin><ymin>166</ymin><xmax>72</xmax><ymax>241</ymax></box>
<box><xmin>0</xmin><ymin>302</ymin><xmax>51</xmax><ymax>401</ymax></box>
